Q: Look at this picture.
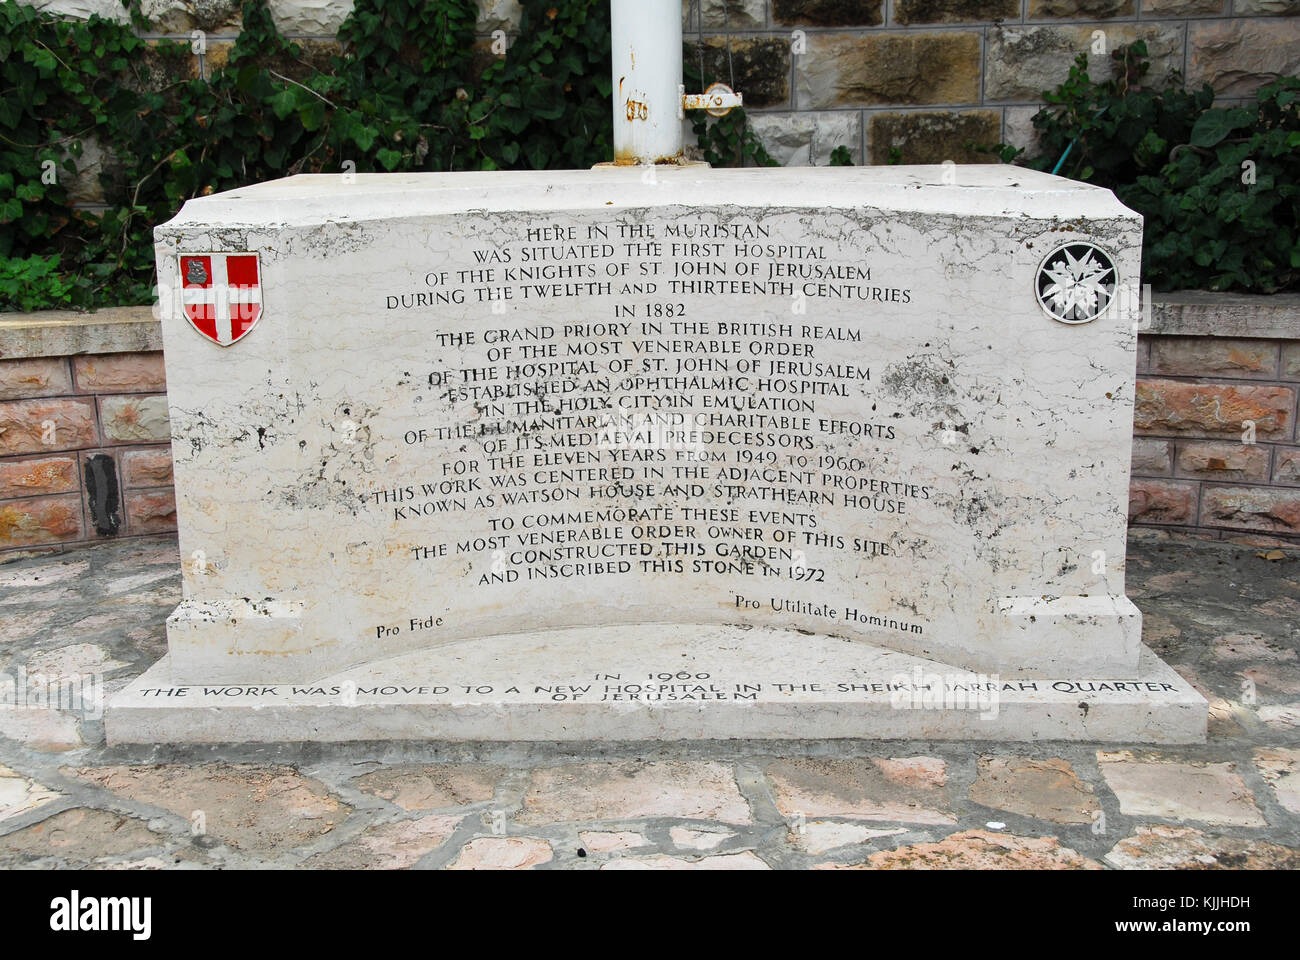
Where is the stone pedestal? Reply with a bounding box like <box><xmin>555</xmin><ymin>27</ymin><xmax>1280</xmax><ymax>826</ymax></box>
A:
<box><xmin>105</xmin><ymin>165</ymin><xmax>1206</xmax><ymax>743</ymax></box>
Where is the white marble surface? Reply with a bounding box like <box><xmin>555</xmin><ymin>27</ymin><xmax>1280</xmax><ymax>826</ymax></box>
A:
<box><xmin>107</xmin><ymin>626</ymin><xmax>1206</xmax><ymax>744</ymax></box>
<box><xmin>150</xmin><ymin>166</ymin><xmax>1145</xmax><ymax>688</ymax></box>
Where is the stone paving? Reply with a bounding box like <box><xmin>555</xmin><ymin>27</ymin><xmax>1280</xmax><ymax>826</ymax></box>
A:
<box><xmin>0</xmin><ymin>530</ymin><xmax>1298</xmax><ymax>869</ymax></box>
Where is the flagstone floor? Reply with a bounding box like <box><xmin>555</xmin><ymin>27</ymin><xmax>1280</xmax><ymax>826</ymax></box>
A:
<box><xmin>0</xmin><ymin>531</ymin><xmax>1297</xmax><ymax>869</ymax></box>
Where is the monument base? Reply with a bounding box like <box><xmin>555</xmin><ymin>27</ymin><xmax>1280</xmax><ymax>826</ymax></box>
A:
<box><xmin>105</xmin><ymin>625</ymin><xmax>1207</xmax><ymax>745</ymax></box>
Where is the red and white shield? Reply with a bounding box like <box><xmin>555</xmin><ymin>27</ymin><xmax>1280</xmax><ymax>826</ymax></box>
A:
<box><xmin>178</xmin><ymin>253</ymin><xmax>264</xmax><ymax>346</ymax></box>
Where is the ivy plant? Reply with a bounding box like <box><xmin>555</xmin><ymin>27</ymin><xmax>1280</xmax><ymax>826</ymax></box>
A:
<box><xmin>1012</xmin><ymin>41</ymin><xmax>1300</xmax><ymax>293</ymax></box>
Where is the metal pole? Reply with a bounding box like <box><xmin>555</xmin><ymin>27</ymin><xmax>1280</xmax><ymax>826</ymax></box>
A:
<box><xmin>610</xmin><ymin>0</ymin><xmax>683</xmax><ymax>165</ymax></box>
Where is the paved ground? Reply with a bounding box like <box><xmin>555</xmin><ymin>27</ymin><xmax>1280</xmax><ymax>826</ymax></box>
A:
<box><xmin>0</xmin><ymin>531</ymin><xmax>1297</xmax><ymax>870</ymax></box>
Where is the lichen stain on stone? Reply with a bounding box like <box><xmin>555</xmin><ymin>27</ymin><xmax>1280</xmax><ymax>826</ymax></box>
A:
<box><xmin>878</xmin><ymin>354</ymin><xmax>962</xmax><ymax>426</ymax></box>
<box><xmin>280</xmin><ymin>402</ymin><xmax>378</xmax><ymax>517</ymax></box>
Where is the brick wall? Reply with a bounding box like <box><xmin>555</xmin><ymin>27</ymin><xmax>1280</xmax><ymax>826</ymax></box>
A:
<box><xmin>1132</xmin><ymin>334</ymin><xmax>1300</xmax><ymax>540</ymax></box>
<box><xmin>0</xmin><ymin>351</ymin><xmax>176</xmax><ymax>553</ymax></box>
<box><xmin>21</xmin><ymin>1</ymin><xmax>1300</xmax><ymax>171</ymax></box>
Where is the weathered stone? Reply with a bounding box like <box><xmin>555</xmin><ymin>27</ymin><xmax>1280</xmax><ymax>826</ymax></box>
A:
<box><xmin>518</xmin><ymin>761</ymin><xmax>751</xmax><ymax>825</ymax></box>
<box><xmin>1274</xmin><ymin>448</ymin><xmax>1300</xmax><ymax>485</ymax></box>
<box><xmin>125</xmin><ymin>490</ymin><xmax>177</xmax><ymax>535</ymax></box>
<box><xmin>1142</xmin><ymin>0</ymin><xmax>1222</xmax><ymax>12</ymax></box>
<box><xmin>1097</xmin><ymin>752</ymin><xmax>1267</xmax><ymax>826</ymax></box>
<box><xmin>1134</xmin><ymin>379</ymin><xmax>1294</xmax><ymax>440</ymax></box>
<box><xmin>695</xmin><ymin>37</ymin><xmax>790</xmax><ymax>108</ymax></box>
<box><xmin>1189</xmin><ymin>20</ymin><xmax>1300</xmax><ymax>98</ymax></box>
<box><xmin>69</xmin><ymin>763</ymin><xmax>350</xmax><ymax>854</ymax></box>
<box><xmin>1211</xmin><ymin>633</ymin><xmax>1296</xmax><ymax>662</ymax></box>
<box><xmin>0</xmin><ymin>398</ymin><xmax>98</xmax><ymax>456</ymax></box>
<box><xmin>73</xmin><ymin>353</ymin><xmax>167</xmax><ymax>394</ymax></box>
<box><xmin>1282</xmin><ymin>342</ymin><xmax>1300</xmax><ymax>380</ymax></box>
<box><xmin>1242</xmin><ymin>661</ymin><xmax>1300</xmax><ymax>695</ymax></box>
<box><xmin>0</xmin><ymin>495</ymin><xmax>84</xmax><ymax>548</ymax></box>
<box><xmin>1129</xmin><ymin>479</ymin><xmax>1197</xmax><ymax>524</ymax></box>
<box><xmin>0</xmin><ymin>358</ymin><xmax>72</xmax><ymax>401</ymax></box>
<box><xmin>696</xmin><ymin>0</ymin><xmax>766</xmax><ymax>28</ymax></box>
<box><xmin>746</xmin><ymin>112</ymin><xmax>863</xmax><ymax>166</ymax></box>
<box><xmin>0</xmin><ymin>554</ymin><xmax>87</xmax><ymax>585</ymax></box>
<box><xmin>0</xmin><ymin>609</ymin><xmax>55</xmax><ymax>643</ymax></box>
<box><xmin>352</xmin><ymin>764</ymin><xmax>504</xmax><ymax>811</ymax></box>
<box><xmin>868</xmin><ymin>110</ymin><xmax>1001</xmax><ymax>164</ymax></box>
<box><xmin>1131</xmin><ymin>438</ymin><xmax>1172</xmax><ymax>476</ymax></box>
<box><xmin>0</xmin><ymin>306</ymin><xmax>159</xmax><ymax>362</ymax></box>
<box><xmin>1152</xmin><ymin>337</ymin><xmax>1278</xmax><ymax>380</ymax></box>
<box><xmin>1254</xmin><ymin>747</ymin><xmax>1300</xmax><ymax>814</ymax></box>
<box><xmin>120</xmin><ymin>447</ymin><xmax>174</xmax><ymax>488</ymax></box>
<box><xmin>1142</xmin><ymin>612</ymin><xmax>1183</xmax><ymax>644</ymax></box>
<box><xmin>113</xmin><ymin>163</ymin><xmax>1188</xmax><ymax>741</ymax></box>
<box><xmin>579</xmin><ymin>830</ymin><xmax>647</xmax><ymax>852</ymax></box>
<box><xmin>969</xmin><ymin>756</ymin><xmax>1100</xmax><ymax>824</ymax></box>
<box><xmin>0</xmin><ymin>764</ymin><xmax>61</xmax><ymax>825</ymax></box>
<box><xmin>27</xmin><ymin>642</ymin><xmax>129</xmax><ymax>680</ymax></box>
<box><xmin>1002</xmin><ymin>105</ymin><xmax>1043</xmax><ymax>159</ymax></box>
<box><xmin>986</xmin><ymin>25</ymin><xmax>1186</xmax><ymax>102</ymax></box>
<box><xmin>1201</xmin><ymin>486</ymin><xmax>1300</xmax><ymax>534</ymax></box>
<box><xmin>26</xmin><ymin>0</ymin><xmax>130</xmax><ymax>22</ymax></box>
<box><xmin>772</xmin><ymin>0</ymin><xmax>883</xmax><ymax>25</ymax></box>
<box><xmin>895</xmin><ymin>0</ymin><xmax>1017</xmax><ymax>24</ymax></box>
<box><xmin>1104</xmin><ymin>824</ymin><xmax>1300</xmax><ymax>869</ymax></box>
<box><xmin>99</xmin><ymin>395</ymin><xmax>171</xmax><ymax>444</ymax></box>
<box><xmin>875</xmin><ymin>756</ymin><xmax>947</xmax><ymax>788</ymax></box>
<box><xmin>475</xmin><ymin>0</ymin><xmax>521</xmax><ymax>33</ymax></box>
<box><xmin>1258</xmin><ymin>596</ymin><xmax>1300</xmax><ymax>619</ymax></box>
<box><xmin>602</xmin><ymin>851</ymin><xmax>770</xmax><ymax>869</ymax></box>
<box><xmin>766</xmin><ymin>757</ymin><xmax>955</xmax><ymax>824</ymax></box>
<box><xmin>1175</xmin><ymin>441</ymin><xmax>1271</xmax><ymax>483</ymax></box>
<box><xmin>789</xmin><ymin>820</ymin><xmax>906</xmax><ymax>854</ymax></box>
<box><xmin>447</xmin><ymin>836</ymin><xmax>552</xmax><ymax>869</ymax></box>
<box><xmin>1235</xmin><ymin>0</ymin><xmax>1300</xmax><ymax>11</ymax></box>
<box><xmin>305</xmin><ymin>814</ymin><xmax>462</xmax><ymax>869</ymax></box>
<box><xmin>1257</xmin><ymin>703</ymin><xmax>1300</xmax><ymax>728</ymax></box>
<box><xmin>0</xmin><ymin>456</ymin><xmax>79</xmax><ymax>499</ymax></box>
<box><xmin>797</xmin><ymin>32</ymin><xmax>982</xmax><ymax>108</ymax></box>
<box><xmin>670</xmin><ymin>825</ymin><xmax>734</xmax><ymax>850</ymax></box>
<box><xmin>0</xmin><ymin>709</ymin><xmax>83</xmax><ymax>751</ymax></box>
<box><xmin>834</xmin><ymin>830</ymin><xmax>1100</xmax><ymax>869</ymax></box>
<box><xmin>0</xmin><ymin>808</ymin><xmax>160</xmax><ymax>866</ymax></box>
<box><xmin>267</xmin><ymin>0</ymin><xmax>353</xmax><ymax>35</ymax></box>
<box><xmin>139</xmin><ymin>0</ymin><xmax>243</xmax><ymax>32</ymax></box>
<box><xmin>1027</xmin><ymin>0</ymin><xmax>1133</xmax><ymax>17</ymax></box>
<box><xmin>63</xmin><ymin>133</ymin><xmax>119</xmax><ymax>206</ymax></box>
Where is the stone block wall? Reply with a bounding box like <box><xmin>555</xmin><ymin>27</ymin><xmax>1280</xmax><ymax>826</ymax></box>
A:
<box><xmin>682</xmin><ymin>0</ymin><xmax>1300</xmax><ymax>165</ymax></box>
<box><xmin>0</xmin><ymin>314</ymin><xmax>175</xmax><ymax>553</ymax></box>
<box><xmin>1132</xmin><ymin>333</ymin><xmax>1300</xmax><ymax>540</ymax></box>
<box><xmin>20</xmin><ymin>0</ymin><xmax>1300</xmax><ymax>167</ymax></box>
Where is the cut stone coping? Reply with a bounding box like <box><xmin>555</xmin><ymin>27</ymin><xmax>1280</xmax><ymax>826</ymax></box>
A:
<box><xmin>1147</xmin><ymin>291</ymin><xmax>1300</xmax><ymax>340</ymax></box>
<box><xmin>0</xmin><ymin>305</ymin><xmax>159</xmax><ymax>359</ymax></box>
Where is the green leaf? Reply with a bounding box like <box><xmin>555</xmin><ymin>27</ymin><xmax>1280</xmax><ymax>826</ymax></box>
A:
<box><xmin>298</xmin><ymin>100</ymin><xmax>326</xmax><ymax>131</ymax></box>
<box><xmin>1189</xmin><ymin>107</ymin><xmax>1253</xmax><ymax>148</ymax></box>
<box><xmin>269</xmin><ymin>88</ymin><xmax>297</xmax><ymax>120</ymax></box>
<box><xmin>351</xmin><ymin>124</ymin><xmax>379</xmax><ymax>152</ymax></box>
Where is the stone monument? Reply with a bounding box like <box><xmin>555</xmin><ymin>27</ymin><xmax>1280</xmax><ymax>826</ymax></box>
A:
<box><xmin>104</xmin><ymin>2</ymin><xmax>1205</xmax><ymax>744</ymax></box>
